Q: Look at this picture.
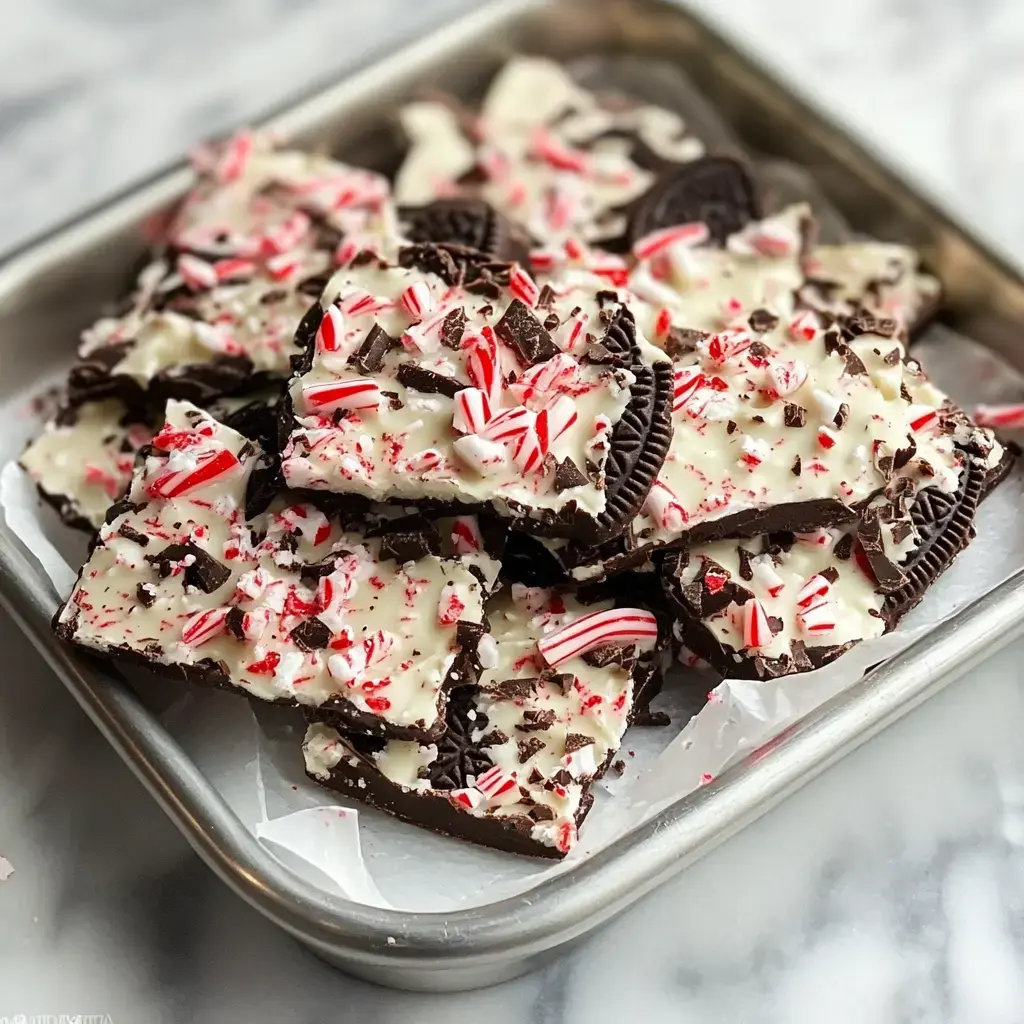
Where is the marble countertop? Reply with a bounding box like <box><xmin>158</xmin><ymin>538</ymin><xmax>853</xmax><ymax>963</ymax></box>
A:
<box><xmin>3</xmin><ymin>1</ymin><xmax>1024</xmax><ymax>1021</ymax></box>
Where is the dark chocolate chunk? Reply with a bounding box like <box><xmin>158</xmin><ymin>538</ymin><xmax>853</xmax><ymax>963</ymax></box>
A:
<box><xmin>145</xmin><ymin>542</ymin><xmax>231</xmax><ymax>594</ymax></box>
<box><xmin>844</xmin><ymin>349</ymin><xmax>868</xmax><ymax>376</ymax></box>
<box><xmin>784</xmin><ymin>404</ymin><xmax>807</xmax><ymax>428</ymax></box>
<box><xmin>856</xmin><ymin>515</ymin><xmax>908</xmax><ymax>593</ymax></box>
<box><xmin>883</xmin><ymin>348</ymin><xmax>902</xmax><ymax>366</ymax></box>
<box><xmin>290</xmin><ymin>617</ymin><xmax>332</xmax><ymax>652</ymax></box>
<box><xmin>748</xmin><ymin>308</ymin><xmax>780</xmax><ymax>333</ymax></box>
<box><xmin>554</xmin><ymin>457</ymin><xmax>588</xmax><ymax>492</ymax></box>
<box><xmin>479</xmin><ymin>729</ymin><xmax>509</xmax><ymax>748</ymax></box>
<box><xmin>632</xmin><ymin>709</ymin><xmax>671</xmax><ymax>727</ymax></box>
<box><xmin>737</xmin><ymin>546</ymin><xmax>754</xmax><ymax>581</ymax></box>
<box><xmin>117</xmin><ymin>523</ymin><xmax>150</xmax><ymax>547</ymax></box>
<box><xmin>487</xmin><ymin>678</ymin><xmax>536</xmax><ymax>701</ymax></box>
<box><xmin>440</xmin><ymin>307</ymin><xmax>468</xmax><ymax>350</ymax></box>
<box><xmin>564</xmin><ymin>733</ymin><xmax>595</xmax><ymax>753</ymax></box>
<box><xmin>629</xmin><ymin>156</ymin><xmax>762</xmax><ymax>246</ymax></box>
<box><xmin>536</xmin><ymin>284</ymin><xmax>556</xmax><ymax>309</ymax></box>
<box><xmin>664</xmin><ymin>326</ymin><xmax>707</xmax><ymax>359</ymax></box>
<box><xmin>834</xmin><ymin>534</ymin><xmax>854</xmax><ymax>560</ymax></box>
<box><xmin>377</xmin><ymin>516</ymin><xmax>442</xmax><ymax>563</ymax></box>
<box><xmin>136</xmin><ymin>583</ymin><xmax>156</xmax><ymax>608</ymax></box>
<box><xmin>354</xmin><ymin>324</ymin><xmax>397</xmax><ymax>374</ymax></box>
<box><xmin>395</xmin><ymin>362</ymin><xmax>463</xmax><ymax>399</ymax></box>
<box><xmin>494</xmin><ymin>299</ymin><xmax>559</xmax><ymax>365</ymax></box>
<box><xmin>582</xmin><ymin>643</ymin><xmax>632</xmax><ymax>668</ymax></box>
<box><xmin>530</xmin><ymin>803</ymin><xmax>555</xmax><ymax>822</ymax></box>
<box><xmin>841</xmin><ymin>313</ymin><xmax>898</xmax><ymax>339</ymax></box>
<box><xmin>225</xmin><ymin>606</ymin><xmax>246</xmax><ymax>640</ymax></box>
<box><xmin>792</xmin><ymin>455</ymin><xmax>802</xmax><ymax>476</ymax></box>
<box><xmin>834</xmin><ymin>403</ymin><xmax>850</xmax><ymax>429</ymax></box>
<box><xmin>821</xmin><ymin>565</ymin><xmax>840</xmax><ymax>584</ymax></box>
<box><xmin>298</xmin><ymin>556</ymin><xmax>342</xmax><ymax>583</ymax></box>
<box><xmin>517</xmin><ymin>737</ymin><xmax>545</xmax><ymax>763</ymax></box>
<box><xmin>516</xmin><ymin>709</ymin><xmax>557</xmax><ymax>732</ymax></box>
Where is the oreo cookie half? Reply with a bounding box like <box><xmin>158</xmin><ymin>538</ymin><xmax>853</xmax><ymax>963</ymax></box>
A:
<box><xmin>399</xmin><ymin>198</ymin><xmax>527</xmax><ymax>263</ymax></box>
<box><xmin>629</xmin><ymin>155</ymin><xmax>761</xmax><ymax>246</ymax></box>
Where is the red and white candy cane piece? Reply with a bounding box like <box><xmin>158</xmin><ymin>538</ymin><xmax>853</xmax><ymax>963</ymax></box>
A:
<box><xmin>474</xmin><ymin>765</ymin><xmax>520</xmax><ymax>805</ymax></box>
<box><xmin>265</xmin><ymin>252</ymin><xmax>300</xmax><ymax>283</ymax></box>
<box><xmin>338</xmin><ymin>289</ymin><xmax>391</xmax><ymax>317</ymax></box>
<box><xmin>213</xmin><ymin>257</ymin><xmax>256</xmax><ymax>282</ymax></box>
<box><xmin>437</xmin><ymin>585</ymin><xmax>466</xmax><ymax>626</ymax></box>
<box><xmin>238</xmin><ymin>609</ymin><xmax>270</xmax><ymax>642</ymax></box>
<box><xmin>529</xmin><ymin>248</ymin><xmax>565</xmax><ymax>274</ymax></box>
<box><xmin>479</xmin><ymin>405</ymin><xmax>534</xmax><ymax>445</ymax></box>
<box><xmin>181</xmin><ymin>607</ymin><xmax>230</xmax><ymax>648</ymax></box>
<box><xmin>535</xmin><ymin>395</ymin><xmax>578</xmax><ymax>452</ymax></box>
<box><xmin>704</xmin><ymin>329</ymin><xmax>751</xmax><ymax>365</ymax></box>
<box><xmin>328</xmin><ymin>629</ymin><xmax>395</xmax><ymax>683</ymax></box>
<box><xmin>537</xmin><ymin>608</ymin><xmax>659</xmax><ymax>668</ymax></box>
<box><xmin>400</xmin><ymin>280</ymin><xmax>435</xmax><ymax>321</ymax></box>
<box><xmin>147</xmin><ymin>448</ymin><xmax>241</xmax><ymax>499</ymax></box>
<box><xmin>739</xmin><ymin>437</ymin><xmax>771</xmax><ymax>468</ymax></box>
<box><xmin>516</xmin><ymin>353</ymin><xmax>580</xmax><ymax>404</ymax></box>
<box><xmin>557</xmin><ymin>309</ymin><xmax>590</xmax><ymax>353</ymax></box>
<box><xmin>465</xmin><ymin>331</ymin><xmax>503</xmax><ymax>407</ymax></box>
<box><xmin>452</xmin><ymin>388</ymin><xmax>493</xmax><ymax>435</ymax></box>
<box><xmin>152</xmin><ymin>426</ymin><xmax>208</xmax><ymax>451</ymax></box>
<box><xmin>177</xmin><ymin>254</ymin><xmax>218</xmax><ymax>291</ymax></box>
<box><xmin>401</xmin><ymin>448</ymin><xmax>445</xmax><ymax>474</ymax></box>
<box><xmin>750</xmin><ymin>555</ymin><xmax>785</xmax><ymax>598</ymax></box>
<box><xmin>907</xmin><ymin>404</ymin><xmax>940</xmax><ymax>433</ymax></box>
<box><xmin>817</xmin><ymin>426</ymin><xmax>837</xmax><ymax>450</ymax></box>
<box><xmin>796</xmin><ymin>574</ymin><xmax>832</xmax><ymax>609</ymax></box>
<box><xmin>316</xmin><ymin>305</ymin><xmax>347</xmax><ymax>354</ymax></box>
<box><xmin>812</xmin><ymin>389</ymin><xmax>842</xmax><ymax>425</ymax></box>
<box><xmin>449</xmin><ymin>788</ymin><xmax>486</xmax><ymax>811</ymax></box>
<box><xmin>973</xmin><ymin>403</ymin><xmax>1024</xmax><ymax>429</ymax></box>
<box><xmin>530</xmin><ymin>128</ymin><xmax>589</xmax><ymax>174</ymax></box>
<box><xmin>563</xmin><ymin>743</ymin><xmax>599</xmax><ymax>779</ymax></box>
<box><xmin>797</xmin><ymin>600</ymin><xmax>836</xmax><ymax>636</ymax></box>
<box><xmin>213</xmin><ymin>129</ymin><xmax>255</xmax><ymax>184</ymax></box>
<box><xmin>512</xmin><ymin>425</ymin><xmax>546</xmax><ymax>475</ymax></box>
<box><xmin>450</xmin><ymin>516</ymin><xmax>483</xmax><ymax>554</ymax></box>
<box><xmin>767</xmin><ymin>359</ymin><xmax>808</xmax><ymax>397</ymax></box>
<box><xmin>452</xmin><ymin>434</ymin><xmax>509</xmax><ymax>476</ymax></box>
<box><xmin>301</xmin><ymin>379</ymin><xmax>381</xmax><ymax>414</ymax></box>
<box><xmin>277</xmin><ymin>503</ymin><xmax>332</xmax><ymax>546</ymax></box>
<box><xmin>318</xmin><ymin>570</ymin><xmax>357</xmax><ymax>631</ymax></box>
<box><xmin>788</xmin><ymin>311</ymin><xmax>820</xmax><ymax>342</ymax></box>
<box><xmin>259</xmin><ymin>210</ymin><xmax>310</xmax><ymax>256</ymax></box>
<box><xmin>643</xmin><ymin>479</ymin><xmax>687</xmax><ymax>532</ymax></box>
<box><xmin>672</xmin><ymin>367</ymin><xmax>705</xmax><ymax>413</ymax></box>
<box><xmin>509</xmin><ymin>265</ymin><xmax>540</xmax><ymax>307</ymax></box>
<box><xmin>632</xmin><ymin>222</ymin><xmax>709</xmax><ymax>261</ymax></box>
<box><xmin>741</xmin><ymin>599</ymin><xmax>772</xmax><ymax>650</ymax></box>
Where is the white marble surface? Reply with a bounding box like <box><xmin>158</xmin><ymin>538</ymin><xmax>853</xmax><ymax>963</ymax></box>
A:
<box><xmin>3</xmin><ymin>1</ymin><xmax>1024</xmax><ymax>1021</ymax></box>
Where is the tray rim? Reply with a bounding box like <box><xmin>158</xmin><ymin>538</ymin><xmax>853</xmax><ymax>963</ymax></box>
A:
<box><xmin>3</xmin><ymin>0</ymin><xmax>1024</xmax><ymax>988</ymax></box>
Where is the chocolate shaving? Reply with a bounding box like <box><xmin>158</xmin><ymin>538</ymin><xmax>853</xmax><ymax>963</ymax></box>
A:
<box><xmin>487</xmin><ymin>678</ymin><xmax>536</xmax><ymax>701</ymax></box>
<box><xmin>479</xmin><ymin>729</ymin><xmax>509</xmax><ymax>748</ymax></box>
<box><xmin>225</xmin><ymin>606</ymin><xmax>245</xmax><ymax>640</ymax></box>
<box><xmin>834</xmin><ymin>403</ymin><xmax>850</xmax><ymax>429</ymax></box>
<box><xmin>582</xmin><ymin>643</ymin><xmax>631</xmax><ymax>668</ymax></box>
<box><xmin>135</xmin><ymin>583</ymin><xmax>156</xmax><ymax>608</ymax></box>
<box><xmin>857</xmin><ymin>515</ymin><xmax>908</xmax><ymax>592</ymax></box>
<box><xmin>792</xmin><ymin>455</ymin><xmax>802</xmax><ymax>476</ymax></box>
<box><xmin>833</xmin><ymin>534</ymin><xmax>854</xmax><ymax>560</ymax></box>
<box><xmin>378</xmin><ymin>516</ymin><xmax>441</xmax><ymax>563</ymax></box>
<box><xmin>748</xmin><ymin>309</ymin><xmax>779</xmax><ymax>333</ymax></box>
<box><xmin>564</xmin><ymin>733</ymin><xmax>595</xmax><ymax>753</ymax></box>
<box><xmin>664</xmin><ymin>327</ymin><xmax>707</xmax><ymax>359</ymax></box>
<box><xmin>737</xmin><ymin>546</ymin><xmax>754</xmax><ymax>581</ymax></box>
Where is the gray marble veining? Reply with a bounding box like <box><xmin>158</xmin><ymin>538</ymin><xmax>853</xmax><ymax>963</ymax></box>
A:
<box><xmin>2</xmin><ymin>1</ymin><xmax>1024</xmax><ymax>1021</ymax></box>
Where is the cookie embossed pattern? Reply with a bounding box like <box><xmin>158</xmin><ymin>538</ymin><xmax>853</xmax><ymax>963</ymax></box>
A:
<box><xmin>3</xmin><ymin>0</ymin><xmax>1024</xmax><ymax>986</ymax></box>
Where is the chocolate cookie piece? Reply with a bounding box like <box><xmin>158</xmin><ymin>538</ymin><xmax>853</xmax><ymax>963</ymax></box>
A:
<box><xmin>399</xmin><ymin>198</ymin><xmax>527</xmax><ymax>263</ymax></box>
<box><xmin>629</xmin><ymin>156</ymin><xmax>761</xmax><ymax>246</ymax></box>
<box><xmin>301</xmin><ymin>585</ymin><xmax>661</xmax><ymax>857</ymax></box>
<box><xmin>398</xmin><ymin>242</ymin><xmax>512</xmax><ymax>298</ymax></box>
<box><xmin>53</xmin><ymin>400</ymin><xmax>503</xmax><ymax>743</ymax></box>
<box><xmin>882</xmin><ymin>453</ymin><xmax>987</xmax><ymax>627</ymax></box>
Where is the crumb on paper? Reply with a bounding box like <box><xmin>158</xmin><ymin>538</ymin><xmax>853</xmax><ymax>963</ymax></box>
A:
<box><xmin>0</xmin><ymin>856</ymin><xmax>14</xmax><ymax>882</ymax></box>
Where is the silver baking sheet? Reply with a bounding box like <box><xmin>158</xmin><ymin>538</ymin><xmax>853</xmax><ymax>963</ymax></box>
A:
<box><xmin>3</xmin><ymin>0</ymin><xmax>1024</xmax><ymax>992</ymax></box>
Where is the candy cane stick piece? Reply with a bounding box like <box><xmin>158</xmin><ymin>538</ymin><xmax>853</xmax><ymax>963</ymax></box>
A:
<box><xmin>538</xmin><ymin>608</ymin><xmax>658</xmax><ymax>667</ymax></box>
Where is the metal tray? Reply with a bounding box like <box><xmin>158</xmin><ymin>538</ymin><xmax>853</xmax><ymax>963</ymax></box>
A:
<box><xmin>3</xmin><ymin>0</ymin><xmax>1024</xmax><ymax>993</ymax></box>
